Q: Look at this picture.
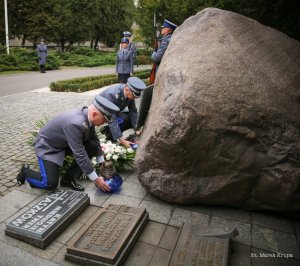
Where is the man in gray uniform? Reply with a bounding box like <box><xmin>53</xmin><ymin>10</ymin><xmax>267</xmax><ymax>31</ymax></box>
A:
<box><xmin>151</xmin><ymin>19</ymin><xmax>177</xmax><ymax>68</ymax></box>
<box><xmin>100</xmin><ymin>77</ymin><xmax>146</xmax><ymax>148</ymax></box>
<box><xmin>37</xmin><ymin>38</ymin><xmax>48</xmax><ymax>73</ymax></box>
<box><xmin>16</xmin><ymin>96</ymin><xmax>120</xmax><ymax>192</ymax></box>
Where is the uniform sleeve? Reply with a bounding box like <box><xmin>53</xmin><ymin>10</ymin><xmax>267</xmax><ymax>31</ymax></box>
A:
<box><xmin>108</xmin><ymin>114</ymin><xmax>123</xmax><ymax>140</ymax></box>
<box><xmin>63</xmin><ymin>123</ymin><xmax>95</xmax><ymax>175</ymax></box>
<box><xmin>131</xmin><ymin>43</ymin><xmax>137</xmax><ymax>57</ymax></box>
<box><xmin>130</xmin><ymin>50</ymin><xmax>134</xmax><ymax>73</ymax></box>
<box><xmin>37</xmin><ymin>45</ymin><xmax>40</xmax><ymax>57</ymax></box>
<box><xmin>115</xmin><ymin>52</ymin><xmax>119</xmax><ymax>73</ymax></box>
<box><xmin>151</xmin><ymin>39</ymin><xmax>169</xmax><ymax>63</ymax></box>
<box><xmin>46</xmin><ymin>46</ymin><xmax>48</xmax><ymax>57</ymax></box>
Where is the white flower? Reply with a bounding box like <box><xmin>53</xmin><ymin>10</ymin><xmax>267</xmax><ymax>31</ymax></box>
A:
<box><xmin>112</xmin><ymin>155</ymin><xmax>118</xmax><ymax>161</ymax></box>
<box><xmin>127</xmin><ymin>147</ymin><xmax>134</xmax><ymax>153</ymax></box>
<box><xmin>105</xmin><ymin>153</ymin><xmax>112</xmax><ymax>161</ymax></box>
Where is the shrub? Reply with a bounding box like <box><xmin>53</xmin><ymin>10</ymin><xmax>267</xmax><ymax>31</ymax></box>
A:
<box><xmin>50</xmin><ymin>70</ymin><xmax>150</xmax><ymax>92</ymax></box>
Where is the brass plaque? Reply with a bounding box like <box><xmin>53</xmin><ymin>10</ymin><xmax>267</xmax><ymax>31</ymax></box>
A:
<box><xmin>66</xmin><ymin>204</ymin><xmax>148</xmax><ymax>266</ymax></box>
<box><xmin>168</xmin><ymin>223</ymin><xmax>230</xmax><ymax>266</ymax></box>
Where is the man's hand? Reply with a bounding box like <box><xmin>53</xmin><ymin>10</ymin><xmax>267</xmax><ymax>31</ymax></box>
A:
<box><xmin>119</xmin><ymin>137</ymin><xmax>133</xmax><ymax>148</ymax></box>
<box><xmin>94</xmin><ymin>176</ymin><xmax>111</xmax><ymax>192</ymax></box>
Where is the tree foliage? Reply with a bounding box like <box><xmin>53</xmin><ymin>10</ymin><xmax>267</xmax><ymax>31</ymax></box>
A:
<box><xmin>0</xmin><ymin>0</ymin><xmax>135</xmax><ymax>49</ymax></box>
<box><xmin>137</xmin><ymin>0</ymin><xmax>300</xmax><ymax>45</ymax></box>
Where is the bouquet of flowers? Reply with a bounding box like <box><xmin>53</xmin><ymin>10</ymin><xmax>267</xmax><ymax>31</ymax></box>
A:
<box><xmin>100</xmin><ymin>138</ymin><xmax>136</xmax><ymax>170</ymax></box>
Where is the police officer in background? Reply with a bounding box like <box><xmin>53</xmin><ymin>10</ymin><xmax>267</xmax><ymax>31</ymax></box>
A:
<box><xmin>16</xmin><ymin>96</ymin><xmax>120</xmax><ymax>192</ymax></box>
<box><xmin>151</xmin><ymin>19</ymin><xmax>177</xmax><ymax>68</ymax></box>
<box><xmin>116</xmin><ymin>37</ymin><xmax>133</xmax><ymax>84</ymax></box>
<box><xmin>123</xmin><ymin>31</ymin><xmax>138</xmax><ymax>67</ymax></box>
<box><xmin>100</xmin><ymin>77</ymin><xmax>146</xmax><ymax>148</ymax></box>
<box><xmin>37</xmin><ymin>38</ymin><xmax>48</xmax><ymax>73</ymax></box>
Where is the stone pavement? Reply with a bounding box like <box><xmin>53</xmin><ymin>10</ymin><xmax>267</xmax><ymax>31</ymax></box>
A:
<box><xmin>0</xmin><ymin>90</ymin><xmax>299</xmax><ymax>265</ymax></box>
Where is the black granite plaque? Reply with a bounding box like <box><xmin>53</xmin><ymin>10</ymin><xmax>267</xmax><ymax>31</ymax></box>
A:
<box><xmin>65</xmin><ymin>204</ymin><xmax>149</xmax><ymax>266</ymax></box>
<box><xmin>168</xmin><ymin>223</ymin><xmax>231</xmax><ymax>266</ymax></box>
<box><xmin>5</xmin><ymin>189</ymin><xmax>90</xmax><ymax>249</ymax></box>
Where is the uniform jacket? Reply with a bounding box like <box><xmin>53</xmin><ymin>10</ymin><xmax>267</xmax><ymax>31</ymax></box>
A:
<box><xmin>34</xmin><ymin>107</ymin><xmax>102</xmax><ymax>175</ymax></box>
<box><xmin>37</xmin><ymin>44</ymin><xmax>48</xmax><ymax>65</ymax></box>
<box><xmin>100</xmin><ymin>84</ymin><xmax>138</xmax><ymax>140</ymax></box>
<box><xmin>128</xmin><ymin>42</ymin><xmax>137</xmax><ymax>58</ymax></box>
<box><xmin>151</xmin><ymin>33</ymin><xmax>172</xmax><ymax>65</ymax></box>
<box><xmin>116</xmin><ymin>49</ymin><xmax>133</xmax><ymax>74</ymax></box>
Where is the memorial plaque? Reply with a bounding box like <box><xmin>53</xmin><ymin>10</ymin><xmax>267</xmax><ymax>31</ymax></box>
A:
<box><xmin>5</xmin><ymin>189</ymin><xmax>90</xmax><ymax>249</ymax></box>
<box><xmin>66</xmin><ymin>204</ymin><xmax>149</xmax><ymax>266</ymax></box>
<box><xmin>168</xmin><ymin>223</ymin><xmax>231</xmax><ymax>266</ymax></box>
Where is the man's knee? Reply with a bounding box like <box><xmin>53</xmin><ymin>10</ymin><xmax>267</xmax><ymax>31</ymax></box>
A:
<box><xmin>45</xmin><ymin>179</ymin><xmax>59</xmax><ymax>191</ymax></box>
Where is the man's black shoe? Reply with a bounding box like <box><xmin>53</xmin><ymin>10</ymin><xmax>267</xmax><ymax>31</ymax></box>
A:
<box><xmin>16</xmin><ymin>163</ymin><xmax>29</xmax><ymax>186</ymax></box>
<box><xmin>60</xmin><ymin>177</ymin><xmax>84</xmax><ymax>191</ymax></box>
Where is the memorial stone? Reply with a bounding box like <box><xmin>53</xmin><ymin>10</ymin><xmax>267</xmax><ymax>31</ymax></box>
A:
<box><xmin>5</xmin><ymin>189</ymin><xmax>90</xmax><ymax>249</ymax></box>
<box><xmin>168</xmin><ymin>223</ymin><xmax>233</xmax><ymax>266</ymax></box>
<box><xmin>66</xmin><ymin>204</ymin><xmax>149</xmax><ymax>266</ymax></box>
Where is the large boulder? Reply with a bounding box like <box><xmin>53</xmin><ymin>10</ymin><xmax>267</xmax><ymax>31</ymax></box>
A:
<box><xmin>135</xmin><ymin>8</ymin><xmax>300</xmax><ymax>215</ymax></box>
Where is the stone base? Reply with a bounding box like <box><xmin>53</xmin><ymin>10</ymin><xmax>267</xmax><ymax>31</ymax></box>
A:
<box><xmin>168</xmin><ymin>223</ymin><xmax>231</xmax><ymax>266</ymax></box>
<box><xmin>65</xmin><ymin>205</ymin><xmax>149</xmax><ymax>266</ymax></box>
<box><xmin>5</xmin><ymin>190</ymin><xmax>90</xmax><ymax>249</ymax></box>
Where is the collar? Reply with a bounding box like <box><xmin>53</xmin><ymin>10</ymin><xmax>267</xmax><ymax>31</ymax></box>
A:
<box><xmin>82</xmin><ymin>106</ymin><xmax>92</xmax><ymax>127</ymax></box>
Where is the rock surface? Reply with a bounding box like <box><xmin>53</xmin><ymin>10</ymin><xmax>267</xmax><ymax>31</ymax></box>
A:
<box><xmin>135</xmin><ymin>8</ymin><xmax>300</xmax><ymax>215</ymax></box>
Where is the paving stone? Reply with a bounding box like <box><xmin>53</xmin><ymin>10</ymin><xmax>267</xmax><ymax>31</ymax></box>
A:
<box><xmin>230</xmin><ymin>242</ymin><xmax>251</xmax><ymax>266</ymax></box>
<box><xmin>149</xmin><ymin>247</ymin><xmax>171</xmax><ymax>266</ymax></box>
<box><xmin>252</xmin><ymin>225</ymin><xmax>300</xmax><ymax>259</ymax></box>
<box><xmin>251</xmin><ymin>247</ymin><xmax>300</xmax><ymax>266</ymax></box>
<box><xmin>0</xmin><ymin>190</ymin><xmax>36</xmax><ymax>223</ymax></box>
<box><xmin>0</xmin><ymin>240</ymin><xmax>59</xmax><ymax>266</ymax></box>
<box><xmin>251</xmin><ymin>212</ymin><xmax>294</xmax><ymax>234</ymax></box>
<box><xmin>158</xmin><ymin>225</ymin><xmax>180</xmax><ymax>250</ymax></box>
<box><xmin>0</xmin><ymin>223</ymin><xmax>64</xmax><ymax>260</ymax></box>
<box><xmin>102</xmin><ymin>193</ymin><xmax>142</xmax><ymax>208</ymax></box>
<box><xmin>209</xmin><ymin>216</ymin><xmax>251</xmax><ymax>245</ymax></box>
<box><xmin>120</xmin><ymin>181</ymin><xmax>148</xmax><ymax>199</ymax></box>
<box><xmin>74</xmin><ymin>205</ymin><xmax>99</xmax><ymax>225</ymax></box>
<box><xmin>138</xmin><ymin>221</ymin><xmax>166</xmax><ymax>246</ymax></box>
<box><xmin>144</xmin><ymin>192</ymin><xmax>166</xmax><ymax>204</ymax></box>
<box><xmin>55</xmin><ymin>221</ymin><xmax>84</xmax><ymax>245</ymax></box>
<box><xmin>82</xmin><ymin>182</ymin><xmax>109</xmax><ymax>207</ymax></box>
<box><xmin>5</xmin><ymin>182</ymin><xmax>16</xmax><ymax>187</ymax></box>
<box><xmin>125</xmin><ymin>172</ymin><xmax>141</xmax><ymax>184</ymax></box>
<box><xmin>15</xmin><ymin>183</ymin><xmax>47</xmax><ymax>197</ymax></box>
<box><xmin>51</xmin><ymin>246</ymin><xmax>78</xmax><ymax>266</ymax></box>
<box><xmin>123</xmin><ymin>241</ymin><xmax>157</xmax><ymax>266</ymax></box>
<box><xmin>169</xmin><ymin>207</ymin><xmax>210</xmax><ymax>227</ymax></box>
<box><xmin>178</xmin><ymin>203</ymin><xmax>213</xmax><ymax>216</ymax></box>
<box><xmin>139</xmin><ymin>200</ymin><xmax>173</xmax><ymax>224</ymax></box>
<box><xmin>211</xmin><ymin>206</ymin><xmax>250</xmax><ymax>224</ymax></box>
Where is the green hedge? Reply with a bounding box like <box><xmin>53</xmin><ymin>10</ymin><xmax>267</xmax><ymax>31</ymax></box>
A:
<box><xmin>50</xmin><ymin>70</ymin><xmax>150</xmax><ymax>92</ymax></box>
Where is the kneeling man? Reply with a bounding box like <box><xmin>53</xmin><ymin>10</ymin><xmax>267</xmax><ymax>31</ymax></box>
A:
<box><xmin>16</xmin><ymin>96</ymin><xmax>119</xmax><ymax>192</ymax></box>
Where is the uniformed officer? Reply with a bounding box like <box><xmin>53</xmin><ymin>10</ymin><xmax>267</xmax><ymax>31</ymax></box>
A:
<box><xmin>37</xmin><ymin>38</ymin><xmax>48</xmax><ymax>73</ymax></box>
<box><xmin>151</xmin><ymin>19</ymin><xmax>177</xmax><ymax>68</ymax></box>
<box><xmin>123</xmin><ymin>31</ymin><xmax>138</xmax><ymax>67</ymax></box>
<box><xmin>100</xmin><ymin>77</ymin><xmax>146</xmax><ymax>147</ymax></box>
<box><xmin>16</xmin><ymin>96</ymin><xmax>120</xmax><ymax>192</ymax></box>
<box><xmin>116</xmin><ymin>37</ymin><xmax>133</xmax><ymax>84</ymax></box>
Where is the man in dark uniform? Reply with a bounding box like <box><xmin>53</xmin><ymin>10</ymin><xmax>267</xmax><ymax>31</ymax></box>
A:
<box><xmin>123</xmin><ymin>31</ymin><xmax>138</xmax><ymax>67</ymax></box>
<box><xmin>100</xmin><ymin>77</ymin><xmax>146</xmax><ymax>148</ymax></box>
<box><xmin>16</xmin><ymin>96</ymin><xmax>120</xmax><ymax>192</ymax></box>
<box><xmin>151</xmin><ymin>19</ymin><xmax>177</xmax><ymax>68</ymax></box>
